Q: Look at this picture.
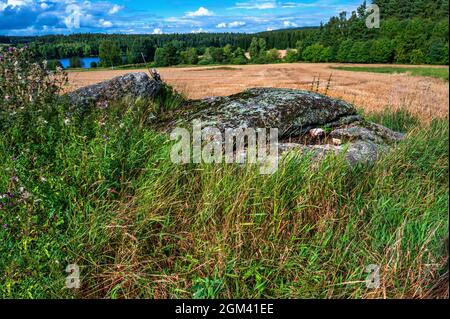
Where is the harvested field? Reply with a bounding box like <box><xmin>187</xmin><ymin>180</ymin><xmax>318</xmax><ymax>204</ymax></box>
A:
<box><xmin>68</xmin><ymin>63</ymin><xmax>449</xmax><ymax>121</ymax></box>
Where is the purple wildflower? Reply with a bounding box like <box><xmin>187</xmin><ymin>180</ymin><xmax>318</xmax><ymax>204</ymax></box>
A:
<box><xmin>3</xmin><ymin>224</ymin><xmax>8</xmax><ymax>229</ymax></box>
<box><xmin>12</xmin><ymin>156</ymin><xmax>17</xmax><ymax>161</ymax></box>
<box><xmin>11</xmin><ymin>175</ymin><xmax>18</xmax><ymax>183</ymax></box>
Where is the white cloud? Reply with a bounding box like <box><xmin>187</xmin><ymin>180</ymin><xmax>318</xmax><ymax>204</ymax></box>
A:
<box><xmin>228</xmin><ymin>21</ymin><xmax>246</xmax><ymax>28</ymax></box>
<box><xmin>191</xmin><ymin>28</ymin><xmax>205</xmax><ymax>33</ymax></box>
<box><xmin>266</xmin><ymin>27</ymin><xmax>273</xmax><ymax>31</ymax></box>
<box><xmin>217</xmin><ymin>21</ymin><xmax>246</xmax><ymax>28</ymax></box>
<box><xmin>233</xmin><ymin>1</ymin><xmax>277</xmax><ymax>10</ymax></box>
<box><xmin>153</xmin><ymin>27</ymin><xmax>163</xmax><ymax>34</ymax></box>
<box><xmin>99</xmin><ymin>19</ymin><xmax>112</xmax><ymax>27</ymax></box>
<box><xmin>108</xmin><ymin>4</ymin><xmax>122</xmax><ymax>15</ymax></box>
<box><xmin>186</xmin><ymin>7</ymin><xmax>214</xmax><ymax>17</ymax></box>
<box><xmin>283</xmin><ymin>20</ymin><xmax>297</xmax><ymax>27</ymax></box>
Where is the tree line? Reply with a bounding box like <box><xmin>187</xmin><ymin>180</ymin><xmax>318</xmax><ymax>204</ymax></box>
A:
<box><xmin>2</xmin><ymin>0</ymin><xmax>448</xmax><ymax>67</ymax></box>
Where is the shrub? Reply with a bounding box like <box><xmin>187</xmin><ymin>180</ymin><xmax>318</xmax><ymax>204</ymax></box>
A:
<box><xmin>69</xmin><ymin>56</ymin><xmax>82</xmax><ymax>68</ymax></box>
<box><xmin>0</xmin><ymin>47</ymin><xmax>67</xmax><ymax>117</ymax></box>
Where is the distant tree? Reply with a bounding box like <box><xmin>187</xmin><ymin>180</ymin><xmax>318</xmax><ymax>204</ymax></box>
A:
<box><xmin>164</xmin><ymin>42</ymin><xmax>180</xmax><ymax>65</ymax></box>
<box><xmin>266</xmin><ymin>49</ymin><xmax>280</xmax><ymax>63</ymax></box>
<box><xmin>209</xmin><ymin>47</ymin><xmax>225</xmax><ymax>64</ymax></box>
<box><xmin>90</xmin><ymin>61</ymin><xmax>98</xmax><ymax>68</ymax></box>
<box><xmin>426</xmin><ymin>40</ymin><xmax>448</xmax><ymax>65</ymax></box>
<box><xmin>198</xmin><ymin>48</ymin><xmax>214</xmax><ymax>65</ymax></box>
<box><xmin>302</xmin><ymin>44</ymin><xmax>328</xmax><ymax>62</ymax></box>
<box><xmin>409</xmin><ymin>49</ymin><xmax>425</xmax><ymax>64</ymax></box>
<box><xmin>99</xmin><ymin>41</ymin><xmax>122</xmax><ymax>68</ymax></box>
<box><xmin>370</xmin><ymin>38</ymin><xmax>394</xmax><ymax>63</ymax></box>
<box><xmin>336</xmin><ymin>39</ymin><xmax>354</xmax><ymax>62</ymax></box>
<box><xmin>180</xmin><ymin>47</ymin><xmax>198</xmax><ymax>65</ymax></box>
<box><xmin>295</xmin><ymin>41</ymin><xmax>307</xmax><ymax>61</ymax></box>
<box><xmin>284</xmin><ymin>49</ymin><xmax>298</xmax><ymax>63</ymax></box>
<box><xmin>69</xmin><ymin>56</ymin><xmax>82</xmax><ymax>68</ymax></box>
<box><xmin>320</xmin><ymin>47</ymin><xmax>332</xmax><ymax>62</ymax></box>
<box><xmin>154</xmin><ymin>47</ymin><xmax>170</xmax><ymax>67</ymax></box>
<box><xmin>249</xmin><ymin>38</ymin><xmax>259</xmax><ymax>61</ymax></box>
<box><xmin>231</xmin><ymin>47</ymin><xmax>248</xmax><ymax>65</ymax></box>
<box><xmin>223</xmin><ymin>44</ymin><xmax>234</xmax><ymax>63</ymax></box>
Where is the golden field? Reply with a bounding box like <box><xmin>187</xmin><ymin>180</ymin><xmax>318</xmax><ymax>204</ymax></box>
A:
<box><xmin>67</xmin><ymin>63</ymin><xmax>449</xmax><ymax>121</ymax></box>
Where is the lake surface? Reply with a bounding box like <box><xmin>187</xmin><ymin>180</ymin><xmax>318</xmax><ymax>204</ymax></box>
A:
<box><xmin>59</xmin><ymin>57</ymin><xmax>100</xmax><ymax>69</ymax></box>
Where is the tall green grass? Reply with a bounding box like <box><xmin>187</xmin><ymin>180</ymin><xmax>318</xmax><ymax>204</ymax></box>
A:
<box><xmin>0</xmin><ymin>94</ymin><xmax>448</xmax><ymax>299</ymax></box>
<box><xmin>332</xmin><ymin>66</ymin><xmax>449</xmax><ymax>81</ymax></box>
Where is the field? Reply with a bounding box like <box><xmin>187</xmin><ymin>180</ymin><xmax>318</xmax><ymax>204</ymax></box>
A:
<box><xmin>1</xmin><ymin>52</ymin><xmax>449</xmax><ymax>299</ymax></box>
<box><xmin>68</xmin><ymin>63</ymin><xmax>450</xmax><ymax>122</ymax></box>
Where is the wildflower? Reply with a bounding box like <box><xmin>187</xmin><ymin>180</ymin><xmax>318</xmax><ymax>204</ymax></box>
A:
<box><xmin>98</xmin><ymin>101</ymin><xmax>109</xmax><ymax>109</ymax></box>
<box><xmin>64</xmin><ymin>118</ymin><xmax>71</xmax><ymax>125</ymax></box>
<box><xmin>12</xmin><ymin>156</ymin><xmax>17</xmax><ymax>161</ymax></box>
<box><xmin>3</xmin><ymin>224</ymin><xmax>8</xmax><ymax>229</ymax></box>
<box><xmin>5</xmin><ymin>95</ymin><xmax>10</xmax><ymax>101</ymax></box>
<box><xmin>40</xmin><ymin>177</ymin><xmax>47</xmax><ymax>182</ymax></box>
<box><xmin>21</xmin><ymin>192</ymin><xmax>31</xmax><ymax>200</ymax></box>
<box><xmin>11</xmin><ymin>175</ymin><xmax>18</xmax><ymax>183</ymax></box>
<box><xmin>102</xmin><ymin>134</ymin><xmax>109</xmax><ymax>140</ymax></box>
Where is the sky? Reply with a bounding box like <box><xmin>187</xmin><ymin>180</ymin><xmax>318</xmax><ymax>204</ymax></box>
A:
<box><xmin>0</xmin><ymin>0</ymin><xmax>364</xmax><ymax>36</ymax></box>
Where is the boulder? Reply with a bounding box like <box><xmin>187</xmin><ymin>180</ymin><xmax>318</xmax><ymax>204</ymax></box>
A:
<box><xmin>164</xmin><ymin>88</ymin><xmax>404</xmax><ymax>165</ymax></box>
<box><xmin>166</xmin><ymin>88</ymin><xmax>358</xmax><ymax>137</ymax></box>
<box><xmin>67</xmin><ymin>72</ymin><xmax>161</xmax><ymax>110</ymax></box>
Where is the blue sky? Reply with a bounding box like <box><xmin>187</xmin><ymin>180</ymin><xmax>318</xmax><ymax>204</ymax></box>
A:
<box><xmin>0</xmin><ymin>0</ymin><xmax>364</xmax><ymax>35</ymax></box>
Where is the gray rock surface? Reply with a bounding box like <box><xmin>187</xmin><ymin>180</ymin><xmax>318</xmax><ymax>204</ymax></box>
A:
<box><xmin>165</xmin><ymin>87</ymin><xmax>404</xmax><ymax>165</ymax></box>
<box><xmin>167</xmin><ymin>88</ymin><xmax>358</xmax><ymax>137</ymax></box>
<box><xmin>67</xmin><ymin>72</ymin><xmax>161</xmax><ymax>110</ymax></box>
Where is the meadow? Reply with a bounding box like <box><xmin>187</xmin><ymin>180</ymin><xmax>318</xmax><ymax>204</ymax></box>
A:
<box><xmin>68</xmin><ymin>63</ymin><xmax>450</xmax><ymax>122</ymax></box>
<box><xmin>0</xmin><ymin>50</ymin><xmax>448</xmax><ymax>299</ymax></box>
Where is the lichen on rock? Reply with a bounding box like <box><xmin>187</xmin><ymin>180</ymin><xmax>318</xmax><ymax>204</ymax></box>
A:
<box><xmin>67</xmin><ymin>72</ymin><xmax>162</xmax><ymax>110</ymax></box>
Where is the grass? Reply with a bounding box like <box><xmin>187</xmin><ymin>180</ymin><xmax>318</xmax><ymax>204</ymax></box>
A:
<box><xmin>189</xmin><ymin>67</ymin><xmax>242</xmax><ymax>71</ymax></box>
<box><xmin>332</xmin><ymin>66</ymin><xmax>449</xmax><ymax>81</ymax></box>
<box><xmin>0</xmin><ymin>89</ymin><xmax>448</xmax><ymax>299</ymax></box>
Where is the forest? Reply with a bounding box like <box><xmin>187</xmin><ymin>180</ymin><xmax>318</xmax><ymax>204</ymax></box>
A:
<box><xmin>1</xmin><ymin>0</ymin><xmax>448</xmax><ymax>67</ymax></box>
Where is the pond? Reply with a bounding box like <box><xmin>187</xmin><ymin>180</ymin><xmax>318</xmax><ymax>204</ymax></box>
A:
<box><xmin>58</xmin><ymin>57</ymin><xmax>100</xmax><ymax>69</ymax></box>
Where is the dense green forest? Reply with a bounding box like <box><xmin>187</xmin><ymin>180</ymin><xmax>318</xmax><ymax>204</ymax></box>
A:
<box><xmin>1</xmin><ymin>0</ymin><xmax>448</xmax><ymax>66</ymax></box>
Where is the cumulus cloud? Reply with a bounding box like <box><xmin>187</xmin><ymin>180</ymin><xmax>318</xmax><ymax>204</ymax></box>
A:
<box><xmin>216</xmin><ymin>21</ymin><xmax>246</xmax><ymax>28</ymax></box>
<box><xmin>191</xmin><ymin>28</ymin><xmax>205</xmax><ymax>33</ymax></box>
<box><xmin>152</xmin><ymin>27</ymin><xmax>163</xmax><ymax>34</ymax></box>
<box><xmin>99</xmin><ymin>19</ymin><xmax>113</xmax><ymax>27</ymax></box>
<box><xmin>283</xmin><ymin>20</ymin><xmax>298</xmax><ymax>27</ymax></box>
<box><xmin>108</xmin><ymin>4</ymin><xmax>122</xmax><ymax>15</ymax></box>
<box><xmin>186</xmin><ymin>7</ymin><xmax>213</xmax><ymax>17</ymax></box>
<box><xmin>233</xmin><ymin>1</ymin><xmax>277</xmax><ymax>10</ymax></box>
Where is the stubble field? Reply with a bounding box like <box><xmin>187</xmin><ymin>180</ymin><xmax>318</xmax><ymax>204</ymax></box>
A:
<box><xmin>68</xmin><ymin>62</ymin><xmax>449</xmax><ymax>121</ymax></box>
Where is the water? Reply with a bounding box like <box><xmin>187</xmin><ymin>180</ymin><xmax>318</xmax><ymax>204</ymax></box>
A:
<box><xmin>58</xmin><ymin>57</ymin><xmax>100</xmax><ymax>69</ymax></box>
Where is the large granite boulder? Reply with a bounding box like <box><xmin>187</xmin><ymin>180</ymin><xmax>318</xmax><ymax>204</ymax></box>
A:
<box><xmin>165</xmin><ymin>88</ymin><xmax>358</xmax><ymax>137</ymax></box>
<box><xmin>163</xmin><ymin>88</ymin><xmax>405</xmax><ymax>165</ymax></box>
<box><xmin>67</xmin><ymin>72</ymin><xmax>161</xmax><ymax>110</ymax></box>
